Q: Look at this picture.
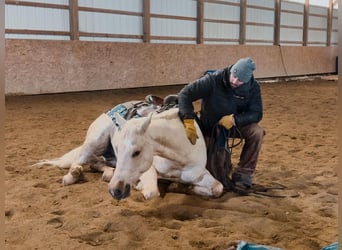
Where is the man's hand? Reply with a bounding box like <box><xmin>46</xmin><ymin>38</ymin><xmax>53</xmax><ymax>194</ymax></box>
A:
<box><xmin>219</xmin><ymin>114</ymin><xmax>235</xmax><ymax>130</ymax></box>
<box><xmin>183</xmin><ymin>119</ymin><xmax>198</xmax><ymax>145</ymax></box>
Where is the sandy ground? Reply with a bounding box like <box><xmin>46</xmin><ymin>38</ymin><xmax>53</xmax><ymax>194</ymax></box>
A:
<box><xmin>5</xmin><ymin>78</ymin><xmax>338</xmax><ymax>250</ymax></box>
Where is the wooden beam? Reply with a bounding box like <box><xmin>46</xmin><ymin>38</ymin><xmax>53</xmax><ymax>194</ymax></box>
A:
<box><xmin>302</xmin><ymin>0</ymin><xmax>309</xmax><ymax>46</ymax></box>
<box><xmin>69</xmin><ymin>0</ymin><xmax>79</xmax><ymax>40</ymax></box>
<box><xmin>274</xmin><ymin>0</ymin><xmax>281</xmax><ymax>45</ymax></box>
<box><xmin>143</xmin><ymin>0</ymin><xmax>150</xmax><ymax>43</ymax></box>
<box><xmin>6</xmin><ymin>29</ymin><xmax>69</xmax><ymax>36</ymax></box>
<box><xmin>326</xmin><ymin>0</ymin><xmax>333</xmax><ymax>46</ymax></box>
<box><xmin>78</xmin><ymin>6</ymin><xmax>142</xmax><ymax>16</ymax></box>
<box><xmin>239</xmin><ymin>0</ymin><xmax>246</xmax><ymax>45</ymax></box>
<box><xmin>197</xmin><ymin>0</ymin><xmax>204</xmax><ymax>44</ymax></box>
<box><xmin>5</xmin><ymin>0</ymin><xmax>68</xmax><ymax>9</ymax></box>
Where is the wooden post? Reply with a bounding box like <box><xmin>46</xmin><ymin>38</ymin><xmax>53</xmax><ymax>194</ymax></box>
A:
<box><xmin>197</xmin><ymin>0</ymin><xmax>204</xmax><ymax>44</ymax></box>
<box><xmin>239</xmin><ymin>0</ymin><xmax>246</xmax><ymax>45</ymax></box>
<box><xmin>143</xmin><ymin>0</ymin><xmax>151</xmax><ymax>43</ymax></box>
<box><xmin>274</xmin><ymin>0</ymin><xmax>281</xmax><ymax>45</ymax></box>
<box><xmin>302</xmin><ymin>0</ymin><xmax>309</xmax><ymax>46</ymax></box>
<box><xmin>326</xmin><ymin>0</ymin><xmax>333</xmax><ymax>46</ymax></box>
<box><xmin>69</xmin><ymin>0</ymin><xmax>79</xmax><ymax>40</ymax></box>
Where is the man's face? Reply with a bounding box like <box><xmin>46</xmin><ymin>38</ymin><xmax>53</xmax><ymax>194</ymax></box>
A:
<box><xmin>229</xmin><ymin>73</ymin><xmax>244</xmax><ymax>88</ymax></box>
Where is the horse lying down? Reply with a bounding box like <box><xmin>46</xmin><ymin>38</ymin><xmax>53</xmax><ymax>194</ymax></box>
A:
<box><xmin>108</xmin><ymin>108</ymin><xmax>224</xmax><ymax>200</ymax></box>
<box><xmin>32</xmin><ymin>95</ymin><xmax>168</xmax><ymax>185</ymax></box>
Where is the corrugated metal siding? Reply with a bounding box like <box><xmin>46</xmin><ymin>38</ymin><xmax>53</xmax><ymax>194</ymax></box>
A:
<box><xmin>150</xmin><ymin>0</ymin><xmax>197</xmax><ymax>44</ymax></box>
<box><xmin>248</xmin><ymin>0</ymin><xmax>274</xmax><ymax>8</ymax></box>
<box><xmin>4</xmin><ymin>0</ymin><xmax>338</xmax><ymax>46</ymax></box>
<box><xmin>78</xmin><ymin>0</ymin><xmax>143</xmax><ymax>42</ymax></box>
<box><xmin>5</xmin><ymin>3</ymin><xmax>69</xmax><ymax>40</ymax></box>
<box><xmin>151</xmin><ymin>0</ymin><xmax>196</xmax><ymax>17</ymax></box>
<box><xmin>79</xmin><ymin>12</ymin><xmax>143</xmax><ymax>42</ymax></box>
<box><xmin>204</xmin><ymin>2</ymin><xmax>240</xmax><ymax>45</ymax></box>
<box><xmin>280</xmin><ymin>1</ymin><xmax>304</xmax><ymax>45</ymax></box>
<box><xmin>281</xmin><ymin>1</ymin><xmax>304</xmax><ymax>12</ymax></box>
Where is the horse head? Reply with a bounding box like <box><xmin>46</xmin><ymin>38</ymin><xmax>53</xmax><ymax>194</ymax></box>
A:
<box><xmin>108</xmin><ymin>113</ymin><xmax>154</xmax><ymax>200</ymax></box>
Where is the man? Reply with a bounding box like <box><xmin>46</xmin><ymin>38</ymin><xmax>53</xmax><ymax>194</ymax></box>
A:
<box><xmin>177</xmin><ymin>57</ymin><xmax>265</xmax><ymax>189</ymax></box>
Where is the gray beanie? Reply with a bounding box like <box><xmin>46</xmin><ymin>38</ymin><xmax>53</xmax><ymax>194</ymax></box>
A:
<box><xmin>231</xmin><ymin>57</ymin><xmax>256</xmax><ymax>83</ymax></box>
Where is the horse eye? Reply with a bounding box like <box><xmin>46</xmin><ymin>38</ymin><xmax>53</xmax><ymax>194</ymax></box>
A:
<box><xmin>132</xmin><ymin>151</ymin><xmax>140</xmax><ymax>158</ymax></box>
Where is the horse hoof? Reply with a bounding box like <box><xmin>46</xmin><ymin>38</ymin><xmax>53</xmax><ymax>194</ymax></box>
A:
<box><xmin>142</xmin><ymin>190</ymin><xmax>160</xmax><ymax>200</ymax></box>
<box><xmin>212</xmin><ymin>182</ymin><xmax>224</xmax><ymax>197</ymax></box>
<box><xmin>62</xmin><ymin>173</ymin><xmax>78</xmax><ymax>186</ymax></box>
<box><xmin>102</xmin><ymin>169</ymin><xmax>114</xmax><ymax>182</ymax></box>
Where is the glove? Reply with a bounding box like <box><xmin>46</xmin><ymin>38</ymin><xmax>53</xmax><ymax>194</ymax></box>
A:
<box><xmin>183</xmin><ymin>119</ymin><xmax>198</xmax><ymax>145</ymax></box>
<box><xmin>219</xmin><ymin>114</ymin><xmax>235</xmax><ymax>130</ymax></box>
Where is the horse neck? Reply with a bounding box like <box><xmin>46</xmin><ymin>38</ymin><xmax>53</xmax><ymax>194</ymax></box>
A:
<box><xmin>146</xmin><ymin>117</ymin><xmax>188</xmax><ymax>162</ymax></box>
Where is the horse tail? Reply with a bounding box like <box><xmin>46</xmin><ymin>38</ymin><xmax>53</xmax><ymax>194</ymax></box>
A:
<box><xmin>31</xmin><ymin>146</ymin><xmax>82</xmax><ymax>169</ymax></box>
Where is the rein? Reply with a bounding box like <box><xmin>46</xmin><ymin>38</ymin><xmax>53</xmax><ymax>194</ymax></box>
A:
<box><xmin>225</xmin><ymin>126</ymin><xmax>243</xmax><ymax>156</ymax></box>
<box><xmin>214</xmin><ymin>125</ymin><xmax>293</xmax><ymax>198</ymax></box>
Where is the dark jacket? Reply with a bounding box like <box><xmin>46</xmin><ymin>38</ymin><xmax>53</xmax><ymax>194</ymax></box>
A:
<box><xmin>178</xmin><ymin>65</ymin><xmax>263</xmax><ymax>136</ymax></box>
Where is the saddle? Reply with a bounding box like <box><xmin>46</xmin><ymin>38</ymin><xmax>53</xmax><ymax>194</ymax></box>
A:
<box><xmin>125</xmin><ymin>94</ymin><xmax>178</xmax><ymax>119</ymax></box>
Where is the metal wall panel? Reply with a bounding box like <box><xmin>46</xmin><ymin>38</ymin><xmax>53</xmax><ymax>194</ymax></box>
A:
<box><xmin>247</xmin><ymin>0</ymin><xmax>274</xmax><ymax>8</ymax></box>
<box><xmin>5</xmin><ymin>4</ymin><xmax>69</xmax><ymax>40</ymax></box>
<box><xmin>79</xmin><ymin>12</ymin><xmax>143</xmax><ymax>35</ymax></box>
<box><xmin>78</xmin><ymin>0</ymin><xmax>143</xmax><ymax>42</ymax></box>
<box><xmin>150</xmin><ymin>18</ymin><xmax>197</xmax><ymax>37</ymax></box>
<box><xmin>150</xmin><ymin>0</ymin><xmax>196</xmax><ymax>44</ymax></box>
<box><xmin>309</xmin><ymin>0</ymin><xmax>329</xmax><ymax>8</ymax></box>
<box><xmin>281</xmin><ymin>1</ymin><xmax>304</xmax><ymax>12</ymax></box>
<box><xmin>309</xmin><ymin>16</ymin><xmax>327</xmax><ymax>29</ymax></box>
<box><xmin>203</xmin><ymin>2</ymin><xmax>240</xmax><ymax>44</ymax></box>
<box><xmin>308</xmin><ymin>30</ymin><xmax>327</xmax><ymax>44</ymax></box>
<box><xmin>281</xmin><ymin>12</ymin><xmax>304</xmax><ymax>26</ymax></box>
<box><xmin>246</xmin><ymin>26</ymin><xmax>274</xmax><ymax>41</ymax></box>
<box><xmin>204</xmin><ymin>2</ymin><xmax>240</xmax><ymax>21</ymax></box>
<box><xmin>279</xmin><ymin>28</ymin><xmax>303</xmax><ymax>44</ymax></box>
<box><xmin>204</xmin><ymin>23</ymin><xmax>239</xmax><ymax>40</ymax></box>
<box><xmin>310</xmin><ymin>5</ymin><xmax>329</xmax><ymax>15</ymax></box>
<box><xmin>246</xmin><ymin>1</ymin><xmax>275</xmax><ymax>44</ymax></box>
<box><xmin>151</xmin><ymin>0</ymin><xmax>197</xmax><ymax>17</ymax></box>
<box><xmin>4</xmin><ymin>0</ymin><xmax>338</xmax><ymax>46</ymax></box>
<box><xmin>247</xmin><ymin>8</ymin><xmax>274</xmax><ymax>24</ymax></box>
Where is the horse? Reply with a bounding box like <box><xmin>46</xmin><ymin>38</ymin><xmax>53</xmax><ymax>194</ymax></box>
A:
<box><xmin>32</xmin><ymin>95</ymin><xmax>169</xmax><ymax>185</ymax></box>
<box><xmin>108</xmin><ymin>108</ymin><xmax>224</xmax><ymax>200</ymax></box>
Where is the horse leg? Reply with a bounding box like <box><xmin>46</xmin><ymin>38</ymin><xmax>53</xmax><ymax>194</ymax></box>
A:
<box><xmin>62</xmin><ymin>164</ymin><xmax>84</xmax><ymax>185</ymax></box>
<box><xmin>190</xmin><ymin>170</ymin><xmax>224</xmax><ymax>198</ymax></box>
<box><xmin>62</xmin><ymin>114</ymin><xmax>114</xmax><ymax>185</ymax></box>
<box><xmin>91</xmin><ymin>163</ymin><xmax>115</xmax><ymax>182</ymax></box>
<box><xmin>135</xmin><ymin>166</ymin><xmax>160</xmax><ymax>199</ymax></box>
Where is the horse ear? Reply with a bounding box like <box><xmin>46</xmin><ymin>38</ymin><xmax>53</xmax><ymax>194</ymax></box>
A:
<box><xmin>114</xmin><ymin>112</ymin><xmax>127</xmax><ymax>129</ymax></box>
<box><xmin>138</xmin><ymin>113</ymin><xmax>152</xmax><ymax>133</ymax></box>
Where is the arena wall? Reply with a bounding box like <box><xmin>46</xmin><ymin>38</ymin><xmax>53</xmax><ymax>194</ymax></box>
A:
<box><xmin>5</xmin><ymin>39</ymin><xmax>338</xmax><ymax>95</ymax></box>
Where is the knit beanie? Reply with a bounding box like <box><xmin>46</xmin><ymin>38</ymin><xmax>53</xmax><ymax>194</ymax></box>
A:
<box><xmin>231</xmin><ymin>57</ymin><xmax>256</xmax><ymax>83</ymax></box>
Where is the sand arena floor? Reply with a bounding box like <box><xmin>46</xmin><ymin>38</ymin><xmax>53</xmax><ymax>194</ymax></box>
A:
<box><xmin>5</xmin><ymin>77</ymin><xmax>338</xmax><ymax>249</ymax></box>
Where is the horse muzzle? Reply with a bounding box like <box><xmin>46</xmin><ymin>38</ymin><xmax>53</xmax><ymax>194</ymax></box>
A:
<box><xmin>108</xmin><ymin>181</ymin><xmax>131</xmax><ymax>200</ymax></box>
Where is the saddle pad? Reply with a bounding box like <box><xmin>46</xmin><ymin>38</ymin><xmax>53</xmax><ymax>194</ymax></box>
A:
<box><xmin>105</xmin><ymin>104</ymin><xmax>140</xmax><ymax>126</ymax></box>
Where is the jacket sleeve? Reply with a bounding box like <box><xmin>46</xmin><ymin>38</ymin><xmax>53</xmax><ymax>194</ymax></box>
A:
<box><xmin>177</xmin><ymin>73</ymin><xmax>215</xmax><ymax>120</ymax></box>
<box><xmin>234</xmin><ymin>82</ymin><xmax>263</xmax><ymax>127</ymax></box>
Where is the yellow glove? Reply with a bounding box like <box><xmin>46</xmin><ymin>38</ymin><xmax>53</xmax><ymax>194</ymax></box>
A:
<box><xmin>183</xmin><ymin>119</ymin><xmax>198</xmax><ymax>145</ymax></box>
<box><xmin>219</xmin><ymin>114</ymin><xmax>235</xmax><ymax>130</ymax></box>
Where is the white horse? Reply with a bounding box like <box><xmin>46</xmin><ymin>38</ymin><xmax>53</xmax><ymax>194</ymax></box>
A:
<box><xmin>108</xmin><ymin>108</ymin><xmax>224</xmax><ymax>200</ymax></box>
<box><xmin>33</xmin><ymin>97</ymin><xmax>164</xmax><ymax>185</ymax></box>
